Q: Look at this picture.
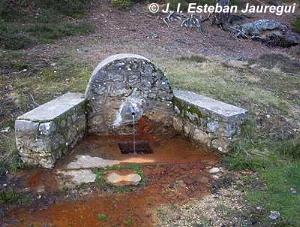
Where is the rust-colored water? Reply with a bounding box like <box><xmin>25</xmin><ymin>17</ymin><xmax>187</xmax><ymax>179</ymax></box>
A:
<box><xmin>4</xmin><ymin>120</ymin><xmax>219</xmax><ymax>226</ymax></box>
<box><xmin>6</xmin><ymin>162</ymin><xmax>216</xmax><ymax>227</ymax></box>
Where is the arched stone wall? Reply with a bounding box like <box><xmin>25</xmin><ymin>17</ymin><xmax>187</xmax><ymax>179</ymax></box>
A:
<box><xmin>85</xmin><ymin>54</ymin><xmax>174</xmax><ymax>135</ymax></box>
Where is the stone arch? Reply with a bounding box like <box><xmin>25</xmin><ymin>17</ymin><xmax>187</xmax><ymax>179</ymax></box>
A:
<box><xmin>85</xmin><ymin>54</ymin><xmax>174</xmax><ymax>134</ymax></box>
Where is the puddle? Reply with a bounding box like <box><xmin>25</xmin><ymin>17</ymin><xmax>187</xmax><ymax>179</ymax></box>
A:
<box><xmin>3</xmin><ymin>133</ymin><xmax>219</xmax><ymax>226</ymax></box>
<box><xmin>118</xmin><ymin>141</ymin><xmax>153</xmax><ymax>154</ymax></box>
<box><xmin>57</xmin><ymin>134</ymin><xmax>218</xmax><ymax>167</ymax></box>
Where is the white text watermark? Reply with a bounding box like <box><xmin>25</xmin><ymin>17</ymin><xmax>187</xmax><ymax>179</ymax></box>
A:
<box><xmin>148</xmin><ymin>3</ymin><xmax>297</xmax><ymax>16</ymax></box>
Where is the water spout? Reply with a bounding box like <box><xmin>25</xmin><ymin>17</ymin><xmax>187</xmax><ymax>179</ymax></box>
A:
<box><xmin>132</xmin><ymin>112</ymin><xmax>136</xmax><ymax>154</ymax></box>
<box><xmin>113</xmin><ymin>88</ymin><xmax>144</xmax><ymax>128</ymax></box>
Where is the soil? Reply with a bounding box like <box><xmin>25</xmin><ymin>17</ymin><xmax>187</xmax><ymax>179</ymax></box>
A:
<box><xmin>1</xmin><ymin>1</ymin><xmax>299</xmax><ymax>226</ymax></box>
<box><xmin>2</xmin><ymin>133</ymin><xmax>219</xmax><ymax>226</ymax></box>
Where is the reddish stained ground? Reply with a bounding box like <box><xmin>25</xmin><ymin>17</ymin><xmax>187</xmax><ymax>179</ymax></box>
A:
<box><xmin>4</xmin><ymin>119</ymin><xmax>219</xmax><ymax>226</ymax></box>
<box><xmin>7</xmin><ymin>162</ymin><xmax>216</xmax><ymax>227</ymax></box>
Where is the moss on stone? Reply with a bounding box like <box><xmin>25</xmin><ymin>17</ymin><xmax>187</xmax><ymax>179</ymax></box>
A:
<box><xmin>173</xmin><ymin>96</ymin><xmax>206</xmax><ymax>121</ymax></box>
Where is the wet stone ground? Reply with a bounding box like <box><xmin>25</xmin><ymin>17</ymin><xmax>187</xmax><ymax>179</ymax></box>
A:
<box><xmin>1</xmin><ymin>131</ymin><xmax>220</xmax><ymax>226</ymax></box>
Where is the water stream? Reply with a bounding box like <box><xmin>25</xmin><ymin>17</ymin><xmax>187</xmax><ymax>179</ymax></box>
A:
<box><xmin>132</xmin><ymin>112</ymin><xmax>136</xmax><ymax>154</ymax></box>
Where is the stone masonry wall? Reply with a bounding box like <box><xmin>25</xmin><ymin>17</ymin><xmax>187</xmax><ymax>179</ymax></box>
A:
<box><xmin>15</xmin><ymin>93</ymin><xmax>86</xmax><ymax>168</ymax></box>
<box><xmin>85</xmin><ymin>54</ymin><xmax>174</xmax><ymax>135</ymax></box>
<box><xmin>173</xmin><ymin>90</ymin><xmax>247</xmax><ymax>153</ymax></box>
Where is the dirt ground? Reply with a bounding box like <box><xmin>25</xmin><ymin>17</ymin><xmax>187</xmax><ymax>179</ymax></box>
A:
<box><xmin>2</xmin><ymin>133</ymin><xmax>219</xmax><ymax>226</ymax></box>
<box><xmin>0</xmin><ymin>1</ymin><xmax>300</xmax><ymax>226</ymax></box>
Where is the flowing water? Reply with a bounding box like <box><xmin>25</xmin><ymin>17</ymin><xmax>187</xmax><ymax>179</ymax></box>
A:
<box><xmin>132</xmin><ymin>113</ymin><xmax>136</xmax><ymax>154</ymax></box>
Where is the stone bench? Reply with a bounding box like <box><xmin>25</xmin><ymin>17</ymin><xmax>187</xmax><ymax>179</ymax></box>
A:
<box><xmin>172</xmin><ymin>90</ymin><xmax>247</xmax><ymax>153</ymax></box>
<box><xmin>15</xmin><ymin>93</ymin><xmax>86</xmax><ymax>168</ymax></box>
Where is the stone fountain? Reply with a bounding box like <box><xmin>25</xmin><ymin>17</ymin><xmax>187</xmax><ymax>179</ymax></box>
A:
<box><xmin>15</xmin><ymin>54</ymin><xmax>247</xmax><ymax>168</ymax></box>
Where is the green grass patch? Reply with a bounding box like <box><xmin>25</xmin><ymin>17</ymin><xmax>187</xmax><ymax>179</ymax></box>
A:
<box><xmin>176</xmin><ymin>55</ymin><xmax>207</xmax><ymax>63</ymax></box>
<box><xmin>0</xmin><ymin>132</ymin><xmax>23</xmax><ymax>175</ymax></box>
<box><xmin>123</xmin><ymin>217</ymin><xmax>134</xmax><ymax>226</ymax></box>
<box><xmin>111</xmin><ymin>0</ymin><xmax>133</xmax><ymax>9</ymax></box>
<box><xmin>12</xmin><ymin>60</ymin><xmax>92</xmax><ymax>110</ymax></box>
<box><xmin>0</xmin><ymin>0</ymin><xmax>94</xmax><ymax>50</ymax></box>
<box><xmin>97</xmin><ymin>213</ymin><xmax>108</xmax><ymax>222</ymax></box>
<box><xmin>0</xmin><ymin>21</ymin><xmax>94</xmax><ymax>50</ymax></box>
<box><xmin>223</xmin><ymin>121</ymin><xmax>300</xmax><ymax>225</ymax></box>
<box><xmin>293</xmin><ymin>17</ymin><xmax>300</xmax><ymax>34</ymax></box>
<box><xmin>160</xmin><ymin>56</ymin><xmax>300</xmax><ymax>226</ymax></box>
<box><xmin>0</xmin><ymin>189</ymin><xmax>31</xmax><ymax>205</ymax></box>
<box><xmin>247</xmin><ymin>161</ymin><xmax>300</xmax><ymax>226</ymax></box>
<box><xmin>165</xmin><ymin>58</ymin><xmax>295</xmax><ymax>115</ymax></box>
<box><xmin>0</xmin><ymin>0</ymin><xmax>92</xmax><ymax>21</ymax></box>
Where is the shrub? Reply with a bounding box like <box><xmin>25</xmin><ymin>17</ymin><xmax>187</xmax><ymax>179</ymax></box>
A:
<box><xmin>276</xmin><ymin>137</ymin><xmax>300</xmax><ymax>160</ymax></box>
<box><xmin>293</xmin><ymin>17</ymin><xmax>300</xmax><ymax>34</ymax></box>
<box><xmin>26</xmin><ymin>22</ymin><xmax>94</xmax><ymax>42</ymax></box>
<box><xmin>35</xmin><ymin>0</ymin><xmax>92</xmax><ymax>17</ymax></box>
<box><xmin>0</xmin><ymin>132</ymin><xmax>22</xmax><ymax>175</ymax></box>
<box><xmin>112</xmin><ymin>0</ymin><xmax>133</xmax><ymax>9</ymax></box>
<box><xmin>0</xmin><ymin>0</ymin><xmax>94</xmax><ymax>50</ymax></box>
<box><xmin>0</xmin><ymin>189</ymin><xmax>31</xmax><ymax>205</ymax></box>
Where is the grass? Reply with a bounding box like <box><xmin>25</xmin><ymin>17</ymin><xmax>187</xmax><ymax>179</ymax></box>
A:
<box><xmin>0</xmin><ymin>189</ymin><xmax>32</xmax><ymax>205</ymax></box>
<box><xmin>0</xmin><ymin>54</ymin><xmax>92</xmax><ymax>174</ymax></box>
<box><xmin>293</xmin><ymin>17</ymin><xmax>300</xmax><ymax>34</ymax></box>
<box><xmin>123</xmin><ymin>217</ymin><xmax>134</xmax><ymax>226</ymax></box>
<box><xmin>0</xmin><ymin>0</ymin><xmax>94</xmax><ymax>50</ymax></box>
<box><xmin>0</xmin><ymin>131</ymin><xmax>23</xmax><ymax>175</ymax></box>
<box><xmin>112</xmin><ymin>0</ymin><xmax>133</xmax><ymax>9</ymax></box>
<box><xmin>164</xmin><ymin>57</ymin><xmax>298</xmax><ymax>115</ymax></box>
<box><xmin>223</xmin><ymin>121</ymin><xmax>300</xmax><ymax>226</ymax></box>
<box><xmin>0</xmin><ymin>21</ymin><xmax>94</xmax><ymax>50</ymax></box>
<box><xmin>12</xmin><ymin>60</ymin><xmax>92</xmax><ymax>109</ymax></box>
<box><xmin>160</xmin><ymin>55</ymin><xmax>300</xmax><ymax>226</ymax></box>
<box><xmin>247</xmin><ymin>162</ymin><xmax>300</xmax><ymax>226</ymax></box>
<box><xmin>97</xmin><ymin>213</ymin><xmax>108</xmax><ymax>222</ymax></box>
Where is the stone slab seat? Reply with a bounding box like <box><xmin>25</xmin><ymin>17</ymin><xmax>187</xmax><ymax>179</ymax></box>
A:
<box><xmin>173</xmin><ymin>90</ymin><xmax>247</xmax><ymax>153</ymax></box>
<box><xmin>15</xmin><ymin>92</ymin><xmax>86</xmax><ymax>168</ymax></box>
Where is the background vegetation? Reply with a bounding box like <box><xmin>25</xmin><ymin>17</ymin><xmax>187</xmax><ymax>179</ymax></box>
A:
<box><xmin>0</xmin><ymin>0</ymin><xmax>94</xmax><ymax>49</ymax></box>
<box><xmin>0</xmin><ymin>0</ymin><xmax>299</xmax><ymax>225</ymax></box>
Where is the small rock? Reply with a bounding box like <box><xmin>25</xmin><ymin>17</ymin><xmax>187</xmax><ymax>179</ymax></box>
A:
<box><xmin>269</xmin><ymin>211</ymin><xmax>280</xmax><ymax>220</ymax></box>
<box><xmin>212</xmin><ymin>175</ymin><xmax>219</xmax><ymax>180</ymax></box>
<box><xmin>36</xmin><ymin>185</ymin><xmax>45</xmax><ymax>193</ymax></box>
<box><xmin>290</xmin><ymin>187</ymin><xmax>297</xmax><ymax>194</ymax></box>
<box><xmin>0</xmin><ymin>127</ymin><xmax>10</xmax><ymax>133</ymax></box>
<box><xmin>209</xmin><ymin>167</ymin><xmax>220</xmax><ymax>174</ymax></box>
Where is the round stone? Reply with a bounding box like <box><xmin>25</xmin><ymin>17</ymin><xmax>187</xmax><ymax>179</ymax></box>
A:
<box><xmin>105</xmin><ymin>170</ymin><xmax>142</xmax><ymax>186</ymax></box>
<box><xmin>208</xmin><ymin>167</ymin><xmax>220</xmax><ymax>174</ymax></box>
